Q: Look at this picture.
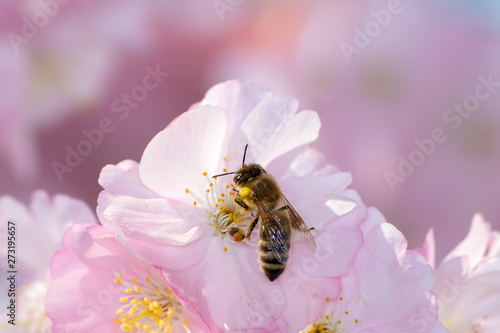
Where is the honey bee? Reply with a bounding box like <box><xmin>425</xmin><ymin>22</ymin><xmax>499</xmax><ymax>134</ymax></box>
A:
<box><xmin>213</xmin><ymin>145</ymin><xmax>316</xmax><ymax>281</ymax></box>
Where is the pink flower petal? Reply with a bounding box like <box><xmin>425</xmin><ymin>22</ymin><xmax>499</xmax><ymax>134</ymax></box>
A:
<box><xmin>242</xmin><ymin>96</ymin><xmax>320</xmax><ymax>168</ymax></box>
<box><xmin>139</xmin><ymin>105</ymin><xmax>227</xmax><ymax>202</ymax></box>
<box><xmin>442</xmin><ymin>213</ymin><xmax>491</xmax><ymax>271</ymax></box>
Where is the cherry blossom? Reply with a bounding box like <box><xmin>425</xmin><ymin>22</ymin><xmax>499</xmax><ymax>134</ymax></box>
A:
<box><xmin>0</xmin><ymin>190</ymin><xmax>97</xmax><ymax>333</ymax></box>
<box><xmin>45</xmin><ymin>223</ymin><xmax>209</xmax><ymax>333</ymax></box>
<box><xmin>97</xmin><ymin>81</ymin><xmax>363</xmax><ymax>331</ymax></box>
<box><xmin>417</xmin><ymin>214</ymin><xmax>500</xmax><ymax>332</ymax></box>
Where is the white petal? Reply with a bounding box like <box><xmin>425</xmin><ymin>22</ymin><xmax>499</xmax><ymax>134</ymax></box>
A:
<box><xmin>242</xmin><ymin>96</ymin><xmax>320</xmax><ymax>168</ymax></box>
<box><xmin>103</xmin><ymin>197</ymin><xmax>206</xmax><ymax>245</ymax></box>
<box><xmin>139</xmin><ymin>106</ymin><xmax>226</xmax><ymax>202</ymax></box>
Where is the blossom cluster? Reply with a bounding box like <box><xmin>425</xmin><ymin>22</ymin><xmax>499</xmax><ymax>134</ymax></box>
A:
<box><xmin>2</xmin><ymin>81</ymin><xmax>499</xmax><ymax>333</ymax></box>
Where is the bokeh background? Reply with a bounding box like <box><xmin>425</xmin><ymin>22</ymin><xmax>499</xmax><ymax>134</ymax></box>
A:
<box><xmin>1</xmin><ymin>0</ymin><xmax>499</xmax><ymax>262</ymax></box>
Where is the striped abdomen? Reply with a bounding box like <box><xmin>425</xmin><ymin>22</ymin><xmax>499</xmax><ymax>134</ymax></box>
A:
<box><xmin>258</xmin><ymin>225</ymin><xmax>290</xmax><ymax>281</ymax></box>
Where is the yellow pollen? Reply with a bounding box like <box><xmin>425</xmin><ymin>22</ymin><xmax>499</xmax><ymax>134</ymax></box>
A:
<box><xmin>325</xmin><ymin>298</ymin><xmax>330</xmax><ymax>302</ymax></box>
<box><xmin>355</xmin><ymin>319</ymin><xmax>359</xmax><ymax>323</ymax></box>
<box><xmin>339</xmin><ymin>297</ymin><xmax>343</xmax><ymax>301</ymax></box>
<box><xmin>345</xmin><ymin>311</ymin><xmax>349</xmax><ymax>315</ymax></box>
<box><xmin>185</xmin><ymin>188</ymin><xmax>189</xmax><ymax>193</ymax></box>
<box><xmin>206</xmin><ymin>189</ymin><xmax>210</xmax><ymax>193</ymax></box>
<box><xmin>224</xmin><ymin>157</ymin><xmax>226</xmax><ymax>161</ymax></box>
<box><xmin>209</xmin><ymin>183</ymin><xmax>214</xmax><ymax>187</ymax></box>
<box><xmin>203</xmin><ymin>172</ymin><xmax>207</xmax><ymax>176</ymax></box>
<box><xmin>223</xmin><ymin>168</ymin><xmax>227</xmax><ymax>172</ymax></box>
<box><xmin>221</xmin><ymin>193</ymin><xmax>225</xmax><ymax>197</ymax></box>
<box><xmin>239</xmin><ymin>187</ymin><xmax>251</xmax><ymax>198</ymax></box>
<box><xmin>338</xmin><ymin>320</ymin><xmax>341</xmax><ymax>324</ymax></box>
<box><xmin>214</xmin><ymin>225</ymin><xmax>219</xmax><ymax>229</ymax></box>
<box><xmin>213</xmin><ymin>176</ymin><xmax>218</xmax><ymax>180</ymax></box>
<box><xmin>226</xmin><ymin>185</ymin><xmax>230</xmax><ymax>189</ymax></box>
<box><xmin>223</xmin><ymin>247</ymin><xmax>228</xmax><ymax>252</ymax></box>
<box><xmin>193</xmin><ymin>201</ymin><xmax>197</xmax><ymax>206</ymax></box>
<box><xmin>325</xmin><ymin>316</ymin><xmax>330</xmax><ymax>320</ymax></box>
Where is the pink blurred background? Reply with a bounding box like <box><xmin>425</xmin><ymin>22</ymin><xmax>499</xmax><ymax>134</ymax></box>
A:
<box><xmin>1</xmin><ymin>0</ymin><xmax>499</xmax><ymax>262</ymax></box>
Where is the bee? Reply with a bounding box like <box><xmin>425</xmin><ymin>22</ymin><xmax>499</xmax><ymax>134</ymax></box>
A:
<box><xmin>213</xmin><ymin>145</ymin><xmax>316</xmax><ymax>281</ymax></box>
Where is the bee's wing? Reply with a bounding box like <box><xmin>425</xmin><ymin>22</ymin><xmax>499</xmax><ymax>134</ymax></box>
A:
<box><xmin>279</xmin><ymin>196</ymin><xmax>316</xmax><ymax>252</ymax></box>
<box><xmin>254</xmin><ymin>201</ymin><xmax>291</xmax><ymax>265</ymax></box>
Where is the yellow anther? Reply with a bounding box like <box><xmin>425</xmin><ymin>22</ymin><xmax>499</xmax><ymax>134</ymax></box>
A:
<box><xmin>223</xmin><ymin>247</ymin><xmax>228</xmax><ymax>252</ymax></box>
<box><xmin>209</xmin><ymin>183</ymin><xmax>214</xmax><ymax>187</ymax></box>
<box><xmin>145</xmin><ymin>277</ymin><xmax>151</xmax><ymax>282</ymax></box>
<box><xmin>203</xmin><ymin>172</ymin><xmax>208</xmax><ymax>176</ymax></box>
<box><xmin>120</xmin><ymin>297</ymin><xmax>128</xmax><ymax>303</ymax></box>
<box><xmin>183</xmin><ymin>320</ymin><xmax>188</xmax><ymax>326</ymax></box>
<box><xmin>165</xmin><ymin>326</ymin><xmax>172</xmax><ymax>332</ymax></box>
<box><xmin>185</xmin><ymin>188</ymin><xmax>189</xmax><ymax>193</ymax></box>
<box><xmin>223</xmin><ymin>168</ymin><xmax>227</xmax><ymax>172</ymax></box>
<box><xmin>114</xmin><ymin>279</ymin><xmax>122</xmax><ymax>285</ymax></box>
<box><xmin>120</xmin><ymin>323</ymin><xmax>133</xmax><ymax>331</ymax></box>
<box><xmin>134</xmin><ymin>285</ymin><xmax>142</xmax><ymax>292</ymax></box>
<box><xmin>156</xmin><ymin>288</ymin><xmax>161</xmax><ymax>296</ymax></box>
<box><xmin>131</xmin><ymin>278</ymin><xmax>137</xmax><ymax>284</ymax></box>
<box><xmin>339</xmin><ymin>297</ymin><xmax>343</xmax><ymax>301</ymax></box>
<box><xmin>345</xmin><ymin>311</ymin><xmax>349</xmax><ymax>315</ymax></box>
<box><xmin>113</xmin><ymin>318</ymin><xmax>121</xmax><ymax>324</ymax></box>
<box><xmin>116</xmin><ymin>309</ymin><xmax>124</xmax><ymax>315</ymax></box>
<box><xmin>354</xmin><ymin>319</ymin><xmax>359</xmax><ymax>323</ymax></box>
<box><xmin>193</xmin><ymin>201</ymin><xmax>197</xmax><ymax>206</ymax></box>
<box><xmin>125</xmin><ymin>289</ymin><xmax>133</xmax><ymax>294</ymax></box>
<box><xmin>167</xmin><ymin>290</ymin><xmax>173</xmax><ymax>297</ymax></box>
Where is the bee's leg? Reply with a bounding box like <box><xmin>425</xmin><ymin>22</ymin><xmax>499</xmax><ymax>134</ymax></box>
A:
<box><xmin>233</xmin><ymin>197</ymin><xmax>249</xmax><ymax>210</ymax></box>
<box><xmin>229</xmin><ymin>216</ymin><xmax>259</xmax><ymax>242</ymax></box>
<box><xmin>244</xmin><ymin>216</ymin><xmax>259</xmax><ymax>239</ymax></box>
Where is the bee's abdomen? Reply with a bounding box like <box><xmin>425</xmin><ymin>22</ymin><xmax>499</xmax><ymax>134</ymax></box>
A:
<box><xmin>258</xmin><ymin>233</ymin><xmax>290</xmax><ymax>281</ymax></box>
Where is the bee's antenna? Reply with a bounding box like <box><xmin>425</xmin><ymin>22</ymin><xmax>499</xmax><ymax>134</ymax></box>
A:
<box><xmin>242</xmin><ymin>144</ymin><xmax>249</xmax><ymax>166</ymax></box>
<box><xmin>212</xmin><ymin>171</ymin><xmax>236</xmax><ymax>179</ymax></box>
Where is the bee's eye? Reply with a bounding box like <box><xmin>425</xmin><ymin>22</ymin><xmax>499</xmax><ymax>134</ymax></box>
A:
<box><xmin>234</xmin><ymin>174</ymin><xmax>241</xmax><ymax>183</ymax></box>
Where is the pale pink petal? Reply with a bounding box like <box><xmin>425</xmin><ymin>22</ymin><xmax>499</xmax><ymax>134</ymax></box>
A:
<box><xmin>116</xmin><ymin>231</ymin><xmax>212</xmax><ymax>270</ymax></box>
<box><xmin>98</xmin><ymin>159</ymin><xmax>158</xmax><ymax>199</ymax></box>
<box><xmin>139</xmin><ymin>106</ymin><xmax>226</xmax><ymax>202</ymax></box>
<box><xmin>413</xmin><ymin>228</ymin><xmax>436</xmax><ymax>269</ymax></box>
<box><xmin>442</xmin><ymin>213</ymin><xmax>491</xmax><ymax>271</ymax></box>
<box><xmin>102</xmin><ymin>196</ymin><xmax>207</xmax><ymax>244</ymax></box>
<box><xmin>242</xmin><ymin>97</ymin><xmax>320</xmax><ymax>168</ymax></box>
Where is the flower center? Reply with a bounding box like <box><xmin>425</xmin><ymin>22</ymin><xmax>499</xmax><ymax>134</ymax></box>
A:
<box><xmin>185</xmin><ymin>170</ymin><xmax>253</xmax><ymax>241</ymax></box>
<box><xmin>112</xmin><ymin>272</ymin><xmax>188</xmax><ymax>332</ymax></box>
<box><xmin>301</xmin><ymin>296</ymin><xmax>360</xmax><ymax>333</ymax></box>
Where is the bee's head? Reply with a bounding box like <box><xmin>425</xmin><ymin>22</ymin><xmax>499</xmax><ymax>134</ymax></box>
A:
<box><xmin>233</xmin><ymin>164</ymin><xmax>265</xmax><ymax>185</ymax></box>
